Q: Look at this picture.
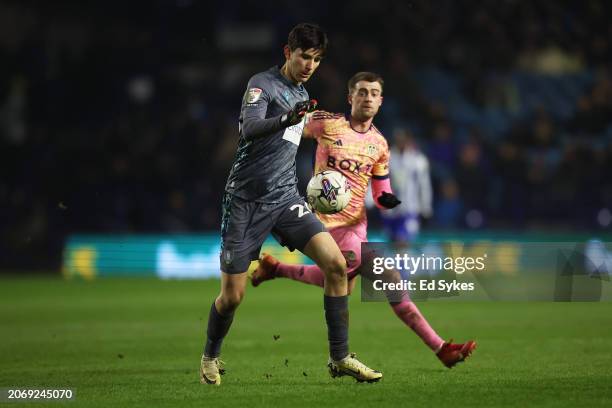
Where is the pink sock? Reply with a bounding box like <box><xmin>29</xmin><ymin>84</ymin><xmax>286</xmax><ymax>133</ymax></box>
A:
<box><xmin>275</xmin><ymin>263</ymin><xmax>325</xmax><ymax>287</ymax></box>
<box><xmin>391</xmin><ymin>300</ymin><xmax>444</xmax><ymax>352</ymax></box>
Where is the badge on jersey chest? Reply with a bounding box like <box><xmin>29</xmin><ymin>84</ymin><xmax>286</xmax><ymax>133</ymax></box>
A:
<box><xmin>282</xmin><ymin>90</ymin><xmax>291</xmax><ymax>103</ymax></box>
<box><xmin>246</xmin><ymin>88</ymin><xmax>263</xmax><ymax>103</ymax></box>
<box><xmin>367</xmin><ymin>144</ymin><xmax>378</xmax><ymax>156</ymax></box>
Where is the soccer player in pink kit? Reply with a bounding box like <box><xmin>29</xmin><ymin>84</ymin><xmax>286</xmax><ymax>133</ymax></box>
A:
<box><xmin>252</xmin><ymin>72</ymin><xmax>476</xmax><ymax>368</ymax></box>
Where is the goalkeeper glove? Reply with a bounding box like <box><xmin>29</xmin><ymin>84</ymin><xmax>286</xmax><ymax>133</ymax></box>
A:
<box><xmin>281</xmin><ymin>99</ymin><xmax>318</xmax><ymax>127</ymax></box>
<box><xmin>377</xmin><ymin>192</ymin><xmax>401</xmax><ymax>209</ymax></box>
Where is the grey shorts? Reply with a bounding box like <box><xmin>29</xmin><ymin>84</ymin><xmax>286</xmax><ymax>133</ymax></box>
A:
<box><xmin>219</xmin><ymin>192</ymin><xmax>326</xmax><ymax>274</ymax></box>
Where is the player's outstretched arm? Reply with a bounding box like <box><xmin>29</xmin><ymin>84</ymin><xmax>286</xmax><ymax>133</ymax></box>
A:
<box><xmin>242</xmin><ymin>99</ymin><xmax>317</xmax><ymax>140</ymax></box>
<box><xmin>370</xmin><ymin>137</ymin><xmax>400</xmax><ymax>209</ymax></box>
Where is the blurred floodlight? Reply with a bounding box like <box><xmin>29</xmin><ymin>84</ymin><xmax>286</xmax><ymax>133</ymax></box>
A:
<box><xmin>466</xmin><ymin>209</ymin><xmax>484</xmax><ymax>229</ymax></box>
<box><xmin>597</xmin><ymin>208</ymin><xmax>612</xmax><ymax>228</ymax></box>
<box><xmin>127</xmin><ymin>76</ymin><xmax>154</xmax><ymax>104</ymax></box>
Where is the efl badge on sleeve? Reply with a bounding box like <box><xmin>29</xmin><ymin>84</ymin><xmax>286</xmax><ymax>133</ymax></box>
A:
<box><xmin>246</xmin><ymin>88</ymin><xmax>263</xmax><ymax>103</ymax></box>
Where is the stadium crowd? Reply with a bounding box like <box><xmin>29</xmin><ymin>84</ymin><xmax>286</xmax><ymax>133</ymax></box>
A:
<box><xmin>1</xmin><ymin>0</ymin><xmax>611</xmax><ymax>268</ymax></box>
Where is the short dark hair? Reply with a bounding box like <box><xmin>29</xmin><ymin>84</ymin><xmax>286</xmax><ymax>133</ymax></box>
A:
<box><xmin>348</xmin><ymin>72</ymin><xmax>384</xmax><ymax>93</ymax></box>
<box><xmin>288</xmin><ymin>23</ymin><xmax>328</xmax><ymax>55</ymax></box>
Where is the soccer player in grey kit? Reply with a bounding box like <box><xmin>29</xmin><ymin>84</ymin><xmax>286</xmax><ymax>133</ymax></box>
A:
<box><xmin>200</xmin><ymin>23</ymin><xmax>382</xmax><ymax>385</ymax></box>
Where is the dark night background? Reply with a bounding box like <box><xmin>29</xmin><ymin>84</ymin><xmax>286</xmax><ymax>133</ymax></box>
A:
<box><xmin>1</xmin><ymin>0</ymin><xmax>611</xmax><ymax>270</ymax></box>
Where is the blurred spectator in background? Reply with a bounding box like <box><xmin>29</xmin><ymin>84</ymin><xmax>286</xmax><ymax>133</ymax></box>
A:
<box><xmin>569</xmin><ymin>70</ymin><xmax>612</xmax><ymax>135</ymax></box>
<box><xmin>454</xmin><ymin>135</ymin><xmax>489</xmax><ymax>228</ymax></box>
<box><xmin>427</xmin><ymin>120</ymin><xmax>455</xmax><ymax>179</ymax></box>
<box><xmin>381</xmin><ymin>128</ymin><xmax>432</xmax><ymax>244</ymax></box>
<box><xmin>494</xmin><ymin>140</ymin><xmax>528</xmax><ymax>227</ymax></box>
<box><xmin>433</xmin><ymin>179</ymin><xmax>463</xmax><ymax>229</ymax></box>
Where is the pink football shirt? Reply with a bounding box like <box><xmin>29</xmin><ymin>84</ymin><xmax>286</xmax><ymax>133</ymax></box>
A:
<box><xmin>304</xmin><ymin>111</ymin><xmax>390</xmax><ymax>228</ymax></box>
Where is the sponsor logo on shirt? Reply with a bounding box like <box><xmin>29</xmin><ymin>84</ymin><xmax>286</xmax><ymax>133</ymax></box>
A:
<box><xmin>282</xmin><ymin>119</ymin><xmax>305</xmax><ymax>146</ymax></box>
<box><xmin>327</xmin><ymin>156</ymin><xmax>372</xmax><ymax>175</ymax></box>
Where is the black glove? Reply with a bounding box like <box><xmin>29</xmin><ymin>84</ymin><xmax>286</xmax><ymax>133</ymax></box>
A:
<box><xmin>378</xmin><ymin>192</ymin><xmax>401</xmax><ymax>209</ymax></box>
<box><xmin>281</xmin><ymin>99</ymin><xmax>318</xmax><ymax>127</ymax></box>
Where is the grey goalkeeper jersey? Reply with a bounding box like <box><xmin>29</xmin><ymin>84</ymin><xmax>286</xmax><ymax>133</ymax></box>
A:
<box><xmin>224</xmin><ymin>66</ymin><xmax>309</xmax><ymax>203</ymax></box>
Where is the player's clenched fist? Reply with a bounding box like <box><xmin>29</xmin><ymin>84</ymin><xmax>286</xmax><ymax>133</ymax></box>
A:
<box><xmin>281</xmin><ymin>99</ymin><xmax>318</xmax><ymax>127</ymax></box>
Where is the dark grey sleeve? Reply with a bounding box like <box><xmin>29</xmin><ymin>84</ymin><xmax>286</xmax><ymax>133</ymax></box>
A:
<box><xmin>240</xmin><ymin>76</ymin><xmax>289</xmax><ymax>141</ymax></box>
<box><xmin>242</xmin><ymin>115</ymin><xmax>286</xmax><ymax>141</ymax></box>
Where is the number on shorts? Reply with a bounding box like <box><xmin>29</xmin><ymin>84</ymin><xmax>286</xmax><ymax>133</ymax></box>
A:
<box><xmin>290</xmin><ymin>204</ymin><xmax>310</xmax><ymax>218</ymax></box>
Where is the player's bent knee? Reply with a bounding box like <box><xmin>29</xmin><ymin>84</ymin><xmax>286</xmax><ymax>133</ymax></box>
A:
<box><xmin>323</xmin><ymin>256</ymin><xmax>347</xmax><ymax>280</ymax></box>
<box><xmin>218</xmin><ymin>290</ymin><xmax>244</xmax><ymax>312</ymax></box>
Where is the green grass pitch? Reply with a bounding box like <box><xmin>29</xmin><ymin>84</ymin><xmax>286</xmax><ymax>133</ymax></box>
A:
<box><xmin>1</xmin><ymin>276</ymin><xmax>611</xmax><ymax>407</ymax></box>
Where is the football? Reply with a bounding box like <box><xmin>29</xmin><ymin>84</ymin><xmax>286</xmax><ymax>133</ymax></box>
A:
<box><xmin>306</xmin><ymin>170</ymin><xmax>352</xmax><ymax>214</ymax></box>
